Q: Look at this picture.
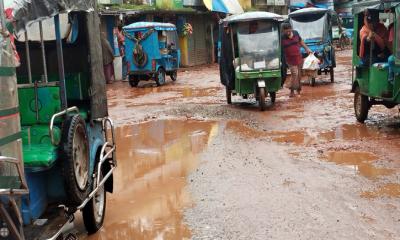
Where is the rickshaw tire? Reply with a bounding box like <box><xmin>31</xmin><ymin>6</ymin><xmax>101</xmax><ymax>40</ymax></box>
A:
<box><xmin>170</xmin><ymin>71</ymin><xmax>178</xmax><ymax>81</ymax></box>
<box><xmin>226</xmin><ymin>88</ymin><xmax>232</xmax><ymax>104</ymax></box>
<box><xmin>354</xmin><ymin>86</ymin><xmax>369</xmax><ymax>123</ymax></box>
<box><xmin>128</xmin><ymin>75</ymin><xmax>139</xmax><ymax>87</ymax></box>
<box><xmin>311</xmin><ymin>78</ymin><xmax>316</xmax><ymax>87</ymax></box>
<box><xmin>155</xmin><ymin>68</ymin><xmax>166</xmax><ymax>86</ymax></box>
<box><xmin>60</xmin><ymin>115</ymin><xmax>91</xmax><ymax>207</ymax></box>
<box><xmin>82</xmin><ymin>164</ymin><xmax>106</xmax><ymax>234</ymax></box>
<box><xmin>330</xmin><ymin>68</ymin><xmax>334</xmax><ymax>83</ymax></box>
<box><xmin>269</xmin><ymin>92</ymin><xmax>276</xmax><ymax>104</ymax></box>
<box><xmin>259</xmin><ymin>88</ymin><xmax>266</xmax><ymax>111</ymax></box>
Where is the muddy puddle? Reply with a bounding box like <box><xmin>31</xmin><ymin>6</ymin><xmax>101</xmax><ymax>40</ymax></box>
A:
<box><xmin>79</xmin><ymin>119</ymin><xmax>219</xmax><ymax>240</ymax></box>
<box><xmin>322</xmin><ymin>151</ymin><xmax>395</xmax><ymax>179</ymax></box>
<box><xmin>361</xmin><ymin>183</ymin><xmax>400</xmax><ymax>199</ymax></box>
<box><xmin>107</xmin><ymin>82</ymin><xmax>221</xmax><ymax>108</ymax></box>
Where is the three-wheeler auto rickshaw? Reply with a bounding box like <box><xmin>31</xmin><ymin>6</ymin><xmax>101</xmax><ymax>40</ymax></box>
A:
<box><xmin>351</xmin><ymin>0</ymin><xmax>400</xmax><ymax>123</ymax></box>
<box><xmin>219</xmin><ymin>12</ymin><xmax>284</xmax><ymax>111</ymax></box>
<box><xmin>123</xmin><ymin>22</ymin><xmax>181</xmax><ymax>87</ymax></box>
<box><xmin>289</xmin><ymin>7</ymin><xmax>336</xmax><ymax>86</ymax></box>
<box><xmin>0</xmin><ymin>0</ymin><xmax>117</xmax><ymax>239</ymax></box>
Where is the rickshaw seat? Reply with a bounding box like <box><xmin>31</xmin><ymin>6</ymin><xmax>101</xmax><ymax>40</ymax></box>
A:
<box><xmin>21</xmin><ymin>125</ymin><xmax>61</xmax><ymax>168</ymax></box>
<box><xmin>372</xmin><ymin>62</ymin><xmax>389</xmax><ymax>69</ymax></box>
<box><xmin>18</xmin><ymin>86</ymin><xmax>62</xmax><ymax>126</ymax></box>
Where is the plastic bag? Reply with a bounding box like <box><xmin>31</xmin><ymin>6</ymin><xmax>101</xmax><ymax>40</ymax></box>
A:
<box><xmin>303</xmin><ymin>54</ymin><xmax>320</xmax><ymax>70</ymax></box>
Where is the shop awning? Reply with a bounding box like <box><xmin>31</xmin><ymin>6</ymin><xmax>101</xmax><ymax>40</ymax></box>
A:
<box><xmin>202</xmin><ymin>0</ymin><xmax>244</xmax><ymax>14</ymax></box>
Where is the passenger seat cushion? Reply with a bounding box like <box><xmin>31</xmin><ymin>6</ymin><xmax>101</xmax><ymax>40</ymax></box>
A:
<box><xmin>21</xmin><ymin>125</ymin><xmax>60</xmax><ymax>168</ymax></box>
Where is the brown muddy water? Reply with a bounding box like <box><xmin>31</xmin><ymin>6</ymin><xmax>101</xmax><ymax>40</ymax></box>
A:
<box><xmin>79</xmin><ymin>120</ymin><xmax>219</xmax><ymax>240</ymax></box>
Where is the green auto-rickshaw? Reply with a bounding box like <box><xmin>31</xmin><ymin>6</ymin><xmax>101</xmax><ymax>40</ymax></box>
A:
<box><xmin>219</xmin><ymin>12</ymin><xmax>284</xmax><ymax>111</ymax></box>
<box><xmin>352</xmin><ymin>0</ymin><xmax>400</xmax><ymax>122</ymax></box>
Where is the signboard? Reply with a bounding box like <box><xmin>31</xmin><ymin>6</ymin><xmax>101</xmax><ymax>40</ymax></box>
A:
<box><xmin>156</xmin><ymin>0</ymin><xmax>184</xmax><ymax>9</ymax></box>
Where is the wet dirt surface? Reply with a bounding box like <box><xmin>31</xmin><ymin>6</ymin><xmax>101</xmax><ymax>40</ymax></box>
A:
<box><xmin>76</xmin><ymin>50</ymin><xmax>400</xmax><ymax>239</ymax></box>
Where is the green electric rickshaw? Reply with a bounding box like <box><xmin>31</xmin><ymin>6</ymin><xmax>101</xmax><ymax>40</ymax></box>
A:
<box><xmin>352</xmin><ymin>0</ymin><xmax>400</xmax><ymax>122</ymax></box>
<box><xmin>219</xmin><ymin>12</ymin><xmax>284</xmax><ymax>111</ymax></box>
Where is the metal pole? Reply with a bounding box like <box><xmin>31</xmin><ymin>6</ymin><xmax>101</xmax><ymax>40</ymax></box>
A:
<box><xmin>39</xmin><ymin>21</ymin><xmax>48</xmax><ymax>83</ymax></box>
<box><xmin>54</xmin><ymin>14</ymin><xmax>67</xmax><ymax>109</ymax></box>
<box><xmin>24</xmin><ymin>32</ymin><xmax>32</xmax><ymax>84</ymax></box>
<box><xmin>210</xmin><ymin>23</ymin><xmax>215</xmax><ymax>63</ymax></box>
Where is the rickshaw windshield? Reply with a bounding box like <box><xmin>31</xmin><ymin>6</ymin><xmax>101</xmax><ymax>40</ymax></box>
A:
<box><xmin>165</xmin><ymin>30</ymin><xmax>179</xmax><ymax>50</ymax></box>
<box><xmin>236</xmin><ymin>21</ymin><xmax>280</xmax><ymax>71</ymax></box>
<box><xmin>290</xmin><ymin>14</ymin><xmax>328</xmax><ymax>42</ymax></box>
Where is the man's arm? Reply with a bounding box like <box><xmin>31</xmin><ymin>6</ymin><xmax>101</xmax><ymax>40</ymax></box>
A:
<box><xmin>300</xmin><ymin>40</ymin><xmax>312</xmax><ymax>54</ymax></box>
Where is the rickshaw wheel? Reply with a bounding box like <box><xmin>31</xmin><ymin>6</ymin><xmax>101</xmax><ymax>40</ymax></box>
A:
<box><xmin>83</xmin><ymin>164</ymin><xmax>106</xmax><ymax>234</ymax></box>
<box><xmin>155</xmin><ymin>68</ymin><xmax>166</xmax><ymax>86</ymax></box>
<box><xmin>128</xmin><ymin>75</ymin><xmax>139</xmax><ymax>87</ymax></box>
<box><xmin>269</xmin><ymin>92</ymin><xmax>276</xmax><ymax>104</ymax></box>
<box><xmin>170</xmin><ymin>71</ymin><xmax>178</xmax><ymax>81</ymax></box>
<box><xmin>311</xmin><ymin>78</ymin><xmax>316</xmax><ymax>87</ymax></box>
<box><xmin>354</xmin><ymin>86</ymin><xmax>369</xmax><ymax>123</ymax></box>
<box><xmin>226</xmin><ymin>88</ymin><xmax>232</xmax><ymax>104</ymax></box>
<box><xmin>259</xmin><ymin>88</ymin><xmax>266</xmax><ymax>111</ymax></box>
<box><xmin>60</xmin><ymin>115</ymin><xmax>90</xmax><ymax>206</ymax></box>
<box><xmin>330</xmin><ymin>68</ymin><xmax>334</xmax><ymax>83</ymax></box>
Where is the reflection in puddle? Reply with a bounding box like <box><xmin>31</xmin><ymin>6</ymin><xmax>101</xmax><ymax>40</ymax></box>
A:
<box><xmin>271</xmin><ymin>131</ymin><xmax>317</xmax><ymax>145</ymax></box>
<box><xmin>323</xmin><ymin>151</ymin><xmax>394</xmax><ymax>179</ymax></box>
<box><xmin>82</xmin><ymin>120</ymin><xmax>218</xmax><ymax>240</ymax></box>
<box><xmin>225</xmin><ymin>121</ymin><xmax>265</xmax><ymax>139</ymax></box>
<box><xmin>361</xmin><ymin>183</ymin><xmax>400</xmax><ymax>199</ymax></box>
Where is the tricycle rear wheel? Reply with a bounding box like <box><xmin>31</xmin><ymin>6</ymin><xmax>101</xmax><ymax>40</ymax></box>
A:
<box><xmin>83</xmin><ymin>164</ymin><xmax>106</xmax><ymax>234</ymax></box>
<box><xmin>60</xmin><ymin>115</ymin><xmax>90</xmax><ymax>207</ymax></box>
<box><xmin>269</xmin><ymin>92</ymin><xmax>276</xmax><ymax>104</ymax></box>
<box><xmin>330</xmin><ymin>67</ymin><xmax>334</xmax><ymax>83</ymax></box>
<box><xmin>226</xmin><ymin>88</ymin><xmax>232</xmax><ymax>104</ymax></box>
<box><xmin>311</xmin><ymin>77</ymin><xmax>316</xmax><ymax>87</ymax></box>
<box><xmin>170</xmin><ymin>71</ymin><xmax>177</xmax><ymax>81</ymax></box>
<box><xmin>128</xmin><ymin>75</ymin><xmax>139</xmax><ymax>87</ymax></box>
<box><xmin>354</xmin><ymin>86</ymin><xmax>369</xmax><ymax>123</ymax></box>
<box><xmin>155</xmin><ymin>68</ymin><xmax>166</xmax><ymax>86</ymax></box>
<box><xmin>259</xmin><ymin>88</ymin><xmax>266</xmax><ymax>111</ymax></box>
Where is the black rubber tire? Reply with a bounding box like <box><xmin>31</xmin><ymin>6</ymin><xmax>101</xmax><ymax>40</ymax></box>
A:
<box><xmin>170</xmin><ymin>71</ymin><xmax>177</xmax><ymax>81</ymax></box>
<box><xmin>128</xmin><ymin>75</ymin><xmax>139</xmax><ymax>87</ymax></box>
<box><xmin>155</xmin><ymin>68</ymin><xmax>166</xmax><ymax>86</ymax></box>
<box><xmin>259</xmin><ymin>87</ymin><xmax>266</xmax><ymax>111</ymax></box>
<box><xmin>330</xmin><ymin>67</ymin><xmax>334</xmax><ymax>83</ymax></box>
<box><xmin>354</xmin><ymin>86</ymin><xmax>369</xmax><ymax>123</ymax></box>
<box><xmin>226</xmin><ymin>88</ymin><xmax>232</xmax><ymax>104</ymax></box>
<box><xmin>269</xmin><ymin>92</ymin><xmax>276</xmax><ymax>104</ymax></box>
<box><xmin>82</xmin><ymin>164</ymin><xmax>106</xmax><ymax>234</ymax></box>
<box><xmin>311</xmin><ymin>77</ymin><xmax>316</xmax><ymax>87</ymax></box>
<box><xmin>60</xmin><ymin>115</ymin><xmax>90</xmax><ymax>207</ymax></box>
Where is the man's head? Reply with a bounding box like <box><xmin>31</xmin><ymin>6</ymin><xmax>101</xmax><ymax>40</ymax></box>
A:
<box><xmin>249</xmin><ymin>21</ymin><xmax>258</xmax><ymax>34</ymax></box>
<box><xmin>364</xmin><ymin>9</ymin><xmax>379</xmax><ymax>29</ymax></box>
<box><xmin>282</xmin><ymin>22</ymin><xmax>293</xmax><ymax>37</ymax></box>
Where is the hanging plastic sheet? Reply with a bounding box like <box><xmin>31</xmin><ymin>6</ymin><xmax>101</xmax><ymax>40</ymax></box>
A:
<box><xmin>5</xmin><ymin>0</ymin><xmax>94</xmax><ymax>32</ymax></box>
<box><xmin>202</xmin><ymin>0</ymin><xmax>244</xmax><ymax>14</ymax></box>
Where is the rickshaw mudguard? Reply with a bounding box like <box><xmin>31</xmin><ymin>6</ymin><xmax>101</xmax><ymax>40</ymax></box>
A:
<box><xmin>234</xmin><ymin>70</ymin><xmax>282</xmax><ymax>94</ymax></box>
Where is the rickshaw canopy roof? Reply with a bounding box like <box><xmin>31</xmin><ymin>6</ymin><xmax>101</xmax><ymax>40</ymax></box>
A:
<box><xmin>123</xmin><ymin>22</ymin><xmax>177</xmax><ymax>31</ymax></box>
<box><xmin>288</xmin><ymin>7</ymin><xmax>331</xmax><ymax>18</ymax></box>
<box><xmin>222</xmin><ymin>11</ymin><xmax>284</xmax><ymax>24</ymax></box>
<box><xmin>8</xmin><ymin>0</ymin><xmax>94</xmax><ymax>32</ymax></box>
<box><xmin>352</xmin><ymin>0</ymin><xmax>400</xmax><ymax>14</ymax></box>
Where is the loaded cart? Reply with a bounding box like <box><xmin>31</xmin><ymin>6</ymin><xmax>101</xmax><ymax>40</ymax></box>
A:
<box><xmin>0</xmin><ymin>0</ymin><xmax>117</xmax><ymax>239</ymax></box>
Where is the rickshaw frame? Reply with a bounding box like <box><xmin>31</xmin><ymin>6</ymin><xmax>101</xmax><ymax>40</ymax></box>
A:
<box><xmin>288</xmin><ymin>7</ymin><xmax>337</xmax><ymax>86</ymax></box>
<box><xmin>219</xmin><ymin>11</ymin><xmax>284</xmax><ymax>111</ymax></box>
<box><xmin>0</xmin><ymin>0</ymin><xmax>117</xmax><ymax>239</ymax></box>
<box><xmin>351</xmin><ymin>0</ymin><xmax>400</xmax><ymax>123</ymax></box>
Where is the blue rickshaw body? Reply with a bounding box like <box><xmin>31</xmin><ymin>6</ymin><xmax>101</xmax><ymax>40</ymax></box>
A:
<box><xmin>21</xmin><ymin>122</ymin><xmax>105</xmax><ymax>224</ymax></box>
<box><xmin>289</xmin><ymin>7</ymin><xmax>336</xmax><ymax>81</ymax></box>
<box><xmin>123</xmin><ymin>22</ymin><xmax>180</xmax><ymax>77</ymax></box>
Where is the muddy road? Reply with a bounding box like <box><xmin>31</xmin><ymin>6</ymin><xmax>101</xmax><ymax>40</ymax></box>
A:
<box><xmin>77</xmin><ymin>50</ymin><xmax>400</xmax><ymax>239</ymax></box>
